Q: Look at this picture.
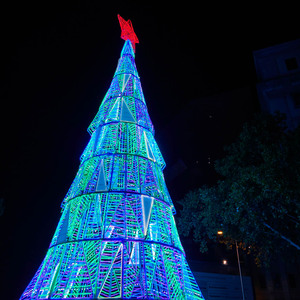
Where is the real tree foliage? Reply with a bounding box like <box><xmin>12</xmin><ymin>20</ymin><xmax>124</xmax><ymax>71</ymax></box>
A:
<box><xmin>177</xmin><ymin>112</ymin><xmax>300</xmax><ymax>266</ymax></box>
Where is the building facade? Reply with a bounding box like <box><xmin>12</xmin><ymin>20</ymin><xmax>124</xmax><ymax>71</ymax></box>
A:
<box><xmin>254</xmin><ymin>39</ymin><xmax>300</xmax><ymax>129</ymax></box>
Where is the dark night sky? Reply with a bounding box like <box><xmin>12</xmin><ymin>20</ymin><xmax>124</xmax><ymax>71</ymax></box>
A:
<box><xmin>1</xmin><ymin>2</ymin><xmax>300</xmax><ymax>299</ymax></box>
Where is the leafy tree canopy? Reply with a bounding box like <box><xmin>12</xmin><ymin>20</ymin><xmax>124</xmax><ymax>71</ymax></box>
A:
<box><xmin>177</xmin><ymin>112</ymin><xmax>300</xmax><ymax>266</ymax></box>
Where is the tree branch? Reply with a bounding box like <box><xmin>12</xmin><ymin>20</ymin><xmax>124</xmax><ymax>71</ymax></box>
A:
<box><xmin>263</xmin><ymin>223</ymin><xmax>300</xmax><ymax>250</ymax></box>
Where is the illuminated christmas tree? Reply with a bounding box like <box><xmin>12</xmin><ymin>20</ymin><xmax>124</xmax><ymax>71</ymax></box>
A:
<box><xmin>20</xmin><ymin>15</ymin><xmax>205</xmax><ymax>300</ymax></box>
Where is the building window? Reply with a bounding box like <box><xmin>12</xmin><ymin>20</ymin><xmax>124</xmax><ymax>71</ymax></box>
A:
<box><xmin>292</xmin><ymin>93</ymin><xmax>300</xmax><ymax>108</ymax></box>
<box><xmin>285</xmin><ymin>57</ymin><xmax>298</xmax><ymax>71</ymax></box>
<box><xmin>258</xmin><ymin>274</ymin><xmax>267</xmax><ymax>289</ymax></box>
<box><xmin>273</xmin><ymin>273</ymin><xmax>282</xmax><ymax>289</ymax></box>
<box><xmin>288</xmin><ymin>274</ymin><xmax>297</xmax><ymax>288</ymax></box>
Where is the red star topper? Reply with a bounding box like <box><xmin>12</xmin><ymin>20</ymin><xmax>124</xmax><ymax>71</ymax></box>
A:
<box><xmin>117</xmin><ymin>14</ymin><xmax>139</xmax><ymax>53</ymax></box>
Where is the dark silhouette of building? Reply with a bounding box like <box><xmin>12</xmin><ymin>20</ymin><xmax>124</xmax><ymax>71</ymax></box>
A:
<box><xmin>254</xmin><ymin>38</ymin><xmax>300</xmax><ymax>129</ymax></box>
<box><xmin>252</xmin><ymin>38</ymin><xmax>300</xmax><ymax>300</ymax></box>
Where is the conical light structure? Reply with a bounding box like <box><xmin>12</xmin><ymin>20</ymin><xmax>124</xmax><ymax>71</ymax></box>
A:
<box><xmin>20</xmin><ymin>26</ymin><xmax>205</xmax><ymax>300</ymax></box>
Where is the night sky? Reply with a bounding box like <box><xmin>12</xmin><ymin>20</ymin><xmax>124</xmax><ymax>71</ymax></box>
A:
<box><xmin>2</xmin><ymin>2</ymin><xmax>300</xmax><ymax>299</ymax></box>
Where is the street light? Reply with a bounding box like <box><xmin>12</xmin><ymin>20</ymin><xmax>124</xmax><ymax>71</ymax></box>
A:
<box><xmin>222</xmin><ymin>259</ymin><xmax>228</xmax><ymax>265</ymax></box>
<box><xmin>217</xmin><ymin>231</ymin><xmax>245</xmax><ymax>300</ymax></box>
<box><xmin>235</xmin><ymin>240</ymin><xmax>245</xmax><ymax>300</ymax></box>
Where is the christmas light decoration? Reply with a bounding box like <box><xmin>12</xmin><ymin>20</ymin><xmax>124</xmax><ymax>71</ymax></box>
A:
<box><xmin>20</xmin><ymin>15</ymin><xmax>204</xmax><ymax>300</ymax></box>
<box><xmin>118</xmin><ymin>14</ymin><xmax>139</xmax><ymax>53</ymax></box>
